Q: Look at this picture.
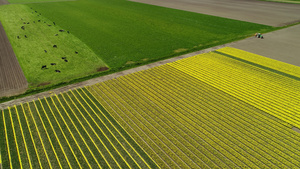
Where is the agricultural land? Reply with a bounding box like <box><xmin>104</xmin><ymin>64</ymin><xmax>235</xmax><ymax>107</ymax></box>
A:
<box><xmin>1</xmin><ymin>47</ymin><xmax>300</xmax><ymax>168</ymax></box>
<box><xmin>1</xmin><ymin>0</ymin><xmax>300</xmax><ymax>168</ymax></box>
<box><xmin>0</xmin><ymin>0</ymin><xmax>274</xmax><ymax>95</ymax></box>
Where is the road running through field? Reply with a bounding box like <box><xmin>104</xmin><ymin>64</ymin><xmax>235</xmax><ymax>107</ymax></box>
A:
<box><xmin>129</xmin><ymin>0</ymin><xmax>300</xmax><ymax>27</ymax></box>
<box><xmin>0</xmin><ymin>22</ymin><xmax>28</xmax><ymax>98</ymax></box>
<box><xmin>1</xmin><ymin>23</ymin><xmax>300</xmax><ymax>109</ymax></box>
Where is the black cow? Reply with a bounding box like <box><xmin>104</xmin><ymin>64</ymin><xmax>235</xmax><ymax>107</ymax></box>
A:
<box><xmin>55</xmin><ymin>34</ymin><xmax>58</xmax><ymax>36</ymax></box>
<box><xmin>27</xmin><ymin>22</ymin><xmax>30</xmax><ymax>24</ymax></box>
<box><xmin>75</xmin><ymin>51</ymin><xmax>78</xmax><ymax>54</ymax></box>
<box><xmin>53</xmin><ymin>22</ymin><xmax>56</xmax><ymax>25</ymax></box>
<box><xmin>67</xmin><ymin>31</ymin><xmax>70</xmax><ymax>34</ymax></box>
<box><xmin>35</xmin><ymin>11</ymin><xmax>37</xmax><ymax>13</ymax></box>
<box><xmin>21</xmin><ymin>26</ymin><xmax>25</xmax><ymax>30</ymax></box>
<box><xmin>62</xmin><ymin>57</ymin><xmax>66</xmax><ymax>59</ymax></box>
<box><xmin>23</xmin><ymin>22</ymin><xmax>26</xmax><ymax>24</ymax></box>
<box><xmin>55</xmin><ymin>70</ymin><xmax>61</xmax><ymax>73</ymax></box>
<box><xmin>53</xmin><ymin>45</ymin><xmax>57</xmax><ymax>48</ymax></box>
<box><xmin>38</xmin><ymin>20</ymin><xmax>41</xmax><ymax>22</ymax></box>
<box><xmin>41</xmin><ymin>65</ymin><xmax>47</xmax><ymax>69</ymax></box>
<box><xmin>48</xmin><ymin>25</ymin><xmax>51</xmax><ymax>27</ymax></box>
<box><xmin>64</xmin><ymin>60</ymin><xmax>68</xmax><ymax>62</ymax></box>
<box><xmin>17</xmin><ymin>36</ymin><xmax>20</xmax><ymax>39</ymax></box>
<box><xmin>51</xmin><ymin>63</ymin><xmax>56</xmax><ymax>65</ymax></box>
<box><xmin>24</xmin><ymin>35</ymin><xmax>27</xmax><ymax>38</ymax></box>
<box><xmin>59</xmin><ymin>29</ymin><xmax>65</xmax><ymax>32</ymax></box>
<box><xmin>44</xmin><ymin>50</ymin><xmax>47</xmax><ymax>53</ymax></box>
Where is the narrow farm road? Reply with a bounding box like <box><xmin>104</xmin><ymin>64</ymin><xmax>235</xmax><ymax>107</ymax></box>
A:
<box><xmin>1</xmin><ymin>23</ymin><xmax>300</xmax><ymax>109</ymax></box>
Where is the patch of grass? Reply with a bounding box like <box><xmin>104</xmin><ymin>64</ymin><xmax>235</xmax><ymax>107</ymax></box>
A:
<box><xmin>0</xmin><ymin>4</ymin><xmax>107</xmax><ymax>87</ymax></box>
<box><xmin>28</xmin><ymin>0</ymin><xmax>274</xmax><ymax>69</ymax></box>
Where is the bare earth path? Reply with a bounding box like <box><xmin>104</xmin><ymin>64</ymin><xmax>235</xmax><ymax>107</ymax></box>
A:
<box><xmin>129</xmin><ymin>0</ymin><xmax>300</xmax><ymax>27</ymax></box>
<box><xmin>0</xmin><ymin>22</ymin><xmax>28</xmax><ymax>98</ymax></box>
<box><xmin>1</xmin><ymin>26</ymin><xmax>300</xmax><ymax>110</ymax></box>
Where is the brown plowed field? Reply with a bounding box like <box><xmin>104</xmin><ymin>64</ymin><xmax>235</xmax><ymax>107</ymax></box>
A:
<box><xmin>0</xmin><ymin>0</ymin><xmax>9</xmax><ymax>5</ymax></box>
<box><xmin>0</xmin><ymin>22</ymin><xmax>28</xmax><ymax>98</ymax></box>
<box><xmin>130</xmin><ymin>0</ymin><xmax>300</xmax><ymax>27</ymax></box>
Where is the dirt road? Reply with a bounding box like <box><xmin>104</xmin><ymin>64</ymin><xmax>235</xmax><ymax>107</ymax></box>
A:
<box><xmin>129</xmin><ymin>0</ymin><xmax>300</xmax><ymax>27</ymax></box>
<box><xmin>0</xmin><ymin>22</ymin><xmax>28</xmax><ymax>98</ymax></box>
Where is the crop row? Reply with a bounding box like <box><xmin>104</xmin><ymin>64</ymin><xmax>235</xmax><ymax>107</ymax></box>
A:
<box><xmin>217</xmin><ymin>47</ymin><xmax>300</xmax><ymax>78</ymax></box>
<box><xmin>0</xmin><ymin>89</ymin><xmax>156</xmax><ymax>169</ymax></box>
<box><xmin>86</xmin><ymin>62</ymin><xmax>300</xmax><ymax>168</ymax></box>
<box><xmin>168</xmin><ymin>51</ymin><xmax>300</xmax><ymax>128</ymax></box>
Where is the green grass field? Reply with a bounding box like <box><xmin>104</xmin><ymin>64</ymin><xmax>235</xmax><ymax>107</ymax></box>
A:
<box><xmin>0</xmin><ymin>0</ymin><xmax>274</xmax><ymax>90</ymax></box>
<box><xmin>0</xmin><ymin>4</ymin><xmax>107</xmax><ymax>87</ymax></box>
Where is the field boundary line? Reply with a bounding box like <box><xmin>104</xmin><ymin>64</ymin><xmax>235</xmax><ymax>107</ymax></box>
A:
<box><xmin>9</xmin><ymin>107</ymin><xmax>23</xmax><ymax>168</ymax></box>
<box><xmin>0</xmin><ymin>42</ymin><xmax>228</xmax><ymax>109</ymax></box>
<box><xmin>67</xmin><ymin>90</ymin><xmax>118</xmax><ymax>168</ymax></box>
<box><xmin>60</xmin><ymin>92</ymin><xmax>103</xmax><ymax>168</ymax></box>
<box><xmin>3</xmin><ymin>110</ymin><xmax>12</xmax><ymax>169</ymax></box>
<box><xmin>101</xmin><ymin>82</ymin><xmax>199</xmax><ymax>168</ymax></box>
<box><xmin>20</xmin><ymin>103</ymin><xmax>43</xmax><ymax>169</ymax></box>
<box><xmin>109</xmin><ymin>79</ymin><xmax>214</xmax><ymax>168</ymax></box>
<box><xmin>81</xmin><ymin>87</ymin><xmax>152</xmax><ymax>168</ymax></box>
<box><xmin>142</xmin><ymin>70</ymin><xmax>280</xmax><ymax>168</ymax></box>
<box><xmin>75</xmin><ymin>88</ymin><xmax>141</xmax><ymax>168</ymax></box>
<box><xmin>85</xmin><ymin>86</ymin><xmax>160</xmax><ymax>169</ymax></box>
<box><xmin>38</xmin><ymin>98</ymin><xmax>72</xmax><ymax>168</ymax></box>
<box><xmin>51</xmin><ymin>94</ymin><xmax>91</xmax><ymax>168</ymax></box>
<box><xmin>28</xmin><ymin>102</ymin><xmax>52</xmax><ymax>168</ymax></box>
<box><xmin>120</xmin><ymin>75</ymin><xmax>248</xmax><ymax>167</ymax></box>
<box><xmin>15</xmin><ymin>105</ymin><xmax>33</xmax><ymax>169</ymax></box>
<box><xmin>88</xmin><ymin>85</ymin><xmax>168</xmax><ymax>168</ymax></box>
<box><xmin>44</xmin><ymin>96</ymin><xmax>82</xmax><ymax>168</ymax></box>
<box><xmin>94</xmin><ymin>83</ymin><xmax>178</xmax><ymax>168</ymax></box>
<box><xmin>213</xmin><ymin>51</ymin><xmax>300</xmax><ymax>80</ymax></box>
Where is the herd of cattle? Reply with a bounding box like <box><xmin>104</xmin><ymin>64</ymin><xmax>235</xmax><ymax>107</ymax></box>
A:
<box><xmin>18</xmin><ymin>8</ymin><xmax>79</xmax><ymax>73</ymax></box>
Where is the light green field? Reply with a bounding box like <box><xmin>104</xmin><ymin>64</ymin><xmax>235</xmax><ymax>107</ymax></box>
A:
<box><xmin>0</xmin><ymin>4</ymin><xmax>107</xmax><ymax>87</ymax></box>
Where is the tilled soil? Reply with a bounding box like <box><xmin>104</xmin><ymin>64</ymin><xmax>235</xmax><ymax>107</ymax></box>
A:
<box><xmin>0</xmin><ymin>22</ymin><xmax>28</xmax><ymax>98</ymax></box>
<box><xmin>0</xmin><ymin>0</ymin><xmax>9</xmax><ymax>5</ymax></box>
<box><xmin>129</xmin><ymin>0</ymin><xmax>300</xmax><ymax>27</ymax></box>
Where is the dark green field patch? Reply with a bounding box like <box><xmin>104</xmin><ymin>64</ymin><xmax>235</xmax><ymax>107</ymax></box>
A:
<box><xmin>28</xmin><ymin>0</ymin><xmax>273</xmax><ymax>69</ymax></box>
